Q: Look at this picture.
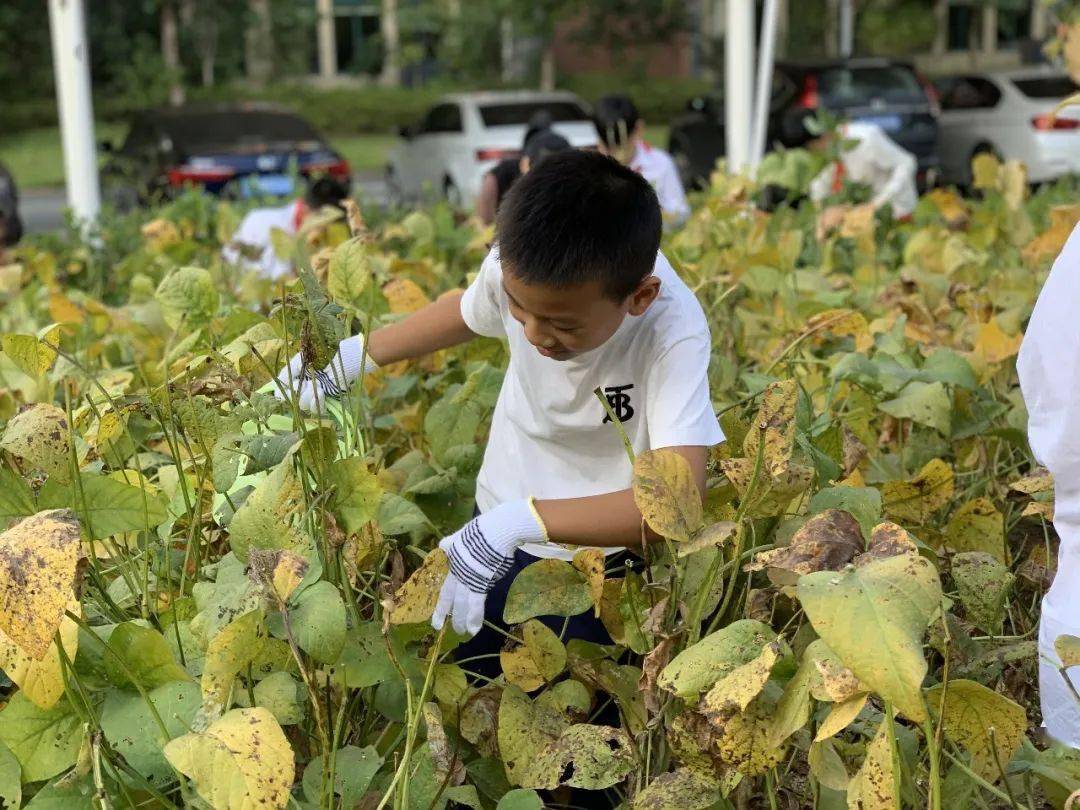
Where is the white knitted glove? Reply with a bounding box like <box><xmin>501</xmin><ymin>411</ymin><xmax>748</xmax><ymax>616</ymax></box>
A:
<box><xmin>432</xmin><ymin>499</ymin><xmax>548</xmax><ymax>636</ymax></box>
<box><xmin>274</xmin><ymin>334</ymin><xmax>377</xmax><ymax>411</ymax></box>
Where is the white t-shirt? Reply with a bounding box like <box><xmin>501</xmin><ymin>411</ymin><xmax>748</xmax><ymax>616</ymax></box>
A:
<box><xmin>630</xmin><ymin>142</ymin><xmax>691</xmax><ymax>228</ymax></box>
<box><xmin>461</xmin><ymin>247</ymin><xmax>724</xmax><ymax>560</ymax></box>
<box><xmin>808</xmin><ymin>121</ymin><xmax>918</xmax><ymax>218</ymax></box>
<box><xmin>1017</xmin><ymin>222</ymin><xmax>1080</xmax><ymax>746</ymax></box>
<box><xmin>221</xmin><ymin>201</ymin><xmax>301</xmax><ymax>280</ymax></box>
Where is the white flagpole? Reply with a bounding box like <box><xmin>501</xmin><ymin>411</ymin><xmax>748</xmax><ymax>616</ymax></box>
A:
<box><xmin>750</xmin><ymin>0</ymin><xmax>780</xmax><ymax>172</ymax></box>
<box><xmin>725</xmin><ymin>0</ymin><xmax>755</xmax><ymax>173</ymax></box>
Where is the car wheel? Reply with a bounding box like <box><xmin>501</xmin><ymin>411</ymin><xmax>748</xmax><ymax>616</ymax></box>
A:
<box><xmin>443</xmin><ymin>177</ymin><xmax>462</xmax><ymax>208</ymax></box>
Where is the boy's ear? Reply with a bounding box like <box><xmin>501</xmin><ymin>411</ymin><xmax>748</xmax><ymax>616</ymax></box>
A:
<box><xmin>627</xmin><ymin>275</ymin><xmax>661</xmax><ymax>316</ymax></box>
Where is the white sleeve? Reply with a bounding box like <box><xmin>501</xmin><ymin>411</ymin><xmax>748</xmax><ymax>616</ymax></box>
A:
<box><xmin>808</xmin><ymin>164</ymin><xmax>835</xmax><ymax>203</ymax></box>
<box><xmin>655</xmin><ymin>152</ymin><xmax>691</xmax><ymax>227</ymax></box>
<box><xmin>1018</xmin><ymin>223</ymin><xmax>1080</xmax><ymax>746</ymax></box>
<box><xmin>645</xmin><ymin>332</ymin><xmax>724</xmax><ymax>450</ymax></box>
<box><xmin>867</xmin><ymin>131</ymin><xmax>917</xmax><ymax>212</ymax></box>
<box><xmin>221</xmin><ymin>212</ymin><xmax>259</xmax><ymax>268</ymax></box>
<box><xmin>459</xmin><ymin>247</ymin><xmax>507</xmax><ymax>339</ymax></box>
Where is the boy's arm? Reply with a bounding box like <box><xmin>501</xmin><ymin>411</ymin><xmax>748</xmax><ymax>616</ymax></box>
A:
<box><xmin>534</xmin><ymin>445</ymin><xmax>708</xmax><ymax>547</ymax></box>
<box><xmin>366</xmin><ymin>290</ymin><xmax>476</xmax><ymax>366</ymax></box>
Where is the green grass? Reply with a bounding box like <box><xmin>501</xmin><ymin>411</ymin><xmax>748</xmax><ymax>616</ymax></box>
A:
<box><xmin>0</xmin><ymin>125</ymin><xmax>669</xmax><ymax>190</ymax></box>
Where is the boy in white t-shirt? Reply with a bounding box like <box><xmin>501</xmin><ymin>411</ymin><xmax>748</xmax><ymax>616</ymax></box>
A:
<box><xmin>593</xmin><ymin>95</ymin><xmax>691</xmax><ymax>228</ymax></box>
<box><xmin>275</xmin><ymin>150</ymin><xmax>721</xmax><ymax>644</ymax></box>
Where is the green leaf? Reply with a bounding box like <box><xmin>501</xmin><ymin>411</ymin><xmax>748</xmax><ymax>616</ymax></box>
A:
<box><xmin>497</xmin><ymin>685</ymin><xmax>570</xmax><ymax>786</ymax></box>
<box><xmin>250</xmin><ymin>672</ymin><xmax>305</xmax><ymax>726</ymax></box>
<box><xmin>302</xmin><ymin>745</ymin><xmax>383</xmax><ymax>807</ymax></box>
<box><xmin>21</xmin><ymin>775</ymin><xmax>95</xmax><ymax>809</ymax></box>
<box><xmin>226</xmin><ymin>459</ymin><xmax>306</xmax><ymax>561</ymax></box>
<box><xmin>99</xmin><ymin>680</ymin><xmax>201</xmax><ymax>788</ymax></box>
<box><xmin>797</xmin><ymin>552</ymin><xmax>942</xmax><ymax>722</ymax></box>
<box><xmin>0</xmin><ymin>694</ymin><xmax>84</xmax><ymax>784</ymax></box>
<box><xmin>503</xmin><ymin>560</ymin><xmax>592</xmax><ymax>625</ymax></box>
<box><xmin>327</xmin><ymin>237</ymin><xmax>372</xmax><ymax>310</ymax></box>
<box><xmin>0</xmin><ymin>467</ymin><xmax>34</xmax><ymax>529</ymax></box>
<box><xmin>951</xmin><ymin>552</ymin><xmax>1014</xmax><ymax>635</ymax></box>
<box><xmin>521</xmin><ymin>723</ymin><xmax>634</xmax><ymax>790</ymax></box>
<box><xmin>496</xmin><ymin>788</ymin><xmax>544</xmax><ymax>810</ymax></box>
<box><xmin>103</xmin><ymin>622</ymin><xmax>190</xmax><ymax>689</ymax></box>
<box><xmin>945</xmin><ymin>498</ymin><xmax>1005</xmax><ymax>562</ymax></box>
<box><xmin>155</xmin><ymin>266</ymin><xmax>219</xmax><ymax>329</ymax></box>
<box><xmin>273</xmin><ymin>580</ymin><xmax>346</xmax><ymax>665</ymax></box>
<box><xmin>808</xmin><ymin>486</ymin><xmax>882</xmax><ymax>540</ymax></box>
<box><xmin>377</xmin><ymin>493</ymin><xmax>430</xmax><ymax>535</ymax></box>
<box><xmin>920</xmin><ymin>349</ymin><xmax>979</xmax><ymax>390</ymax></box>
<box><xmin>326</xmin><ymin>457</ymin><xmax>382</xmax><ymax>534</ymax></box>
<box><xmin>0</xmin><ymin>740</ymin><xmax>21</xmax><ymax>809</ymax></box>
<box><xmin>658</xmin><ymin>619</ymin><xmax>775</xmax><ymax>698</ymax></box>
<box><xmin>39</xmin><ymin>473</ymin><xmax>168</xmax><ymax>537</ymax></box>
<box><xmin>1</xmin><ymin>330</ymin><xmax>58</xmax><ymax>379</ymax></box>
<box><xmin>879</xmin><ymin>380</ymin><xmax>952</xmax><ymax>435</ymax></box>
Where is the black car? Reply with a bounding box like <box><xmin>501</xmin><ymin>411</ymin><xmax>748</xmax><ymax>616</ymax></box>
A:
<box><xmin>101</xmin><ymin>103</ymin><xmax>350</xmax><ymax>209</ymax></box>
<box><xmin>668</xmin><ymin>59</ymin><xmax>940</xmax><ymax>190</ymax></box>
<box><xmin>0</xmin><ymin>163</ymin><xmax>22</xmax><ymax>246</ymax></box>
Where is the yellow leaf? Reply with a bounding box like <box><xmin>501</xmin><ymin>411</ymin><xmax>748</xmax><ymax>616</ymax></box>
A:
<box><xmin>881</xmin><ymin>458</ymin><xmax>954</xmax><ymax>525</ymax></box>
<box><xmin>701</xmin><ymin>641</ymin><xmax>781</xmax><ymax>713</ymax></box>
<box><xmin>201</xmin><ymin>610</ymin><xmax>267</xmax><ymax>717</ymax></box>
<box><xmin>0</xmin><ymin>403</ymin><xmax>73</xmax><ymax>483</ymax></box>
<box><xmin>0</xmin><ymin>510</ymin><xmax>81</xmax><ymax>659</ymax></box>
<box><xmin>327</xmin><ymin>237</ymin><xmax>371</xmax><ymax>308</ymax></box>
<box><xmin>500</xmin><ymin>620</ymin><xmax>567</xmax><ymax>692</ymax></box>
<box><xmin>742</xmin><ymin>380</ymin><xmax>799</xmax><ymax>474</ymax></box>
<box><xmin>387</xmin><ymin>548</ymin><xmax>449</xmax><ymax>625</ymax></box>
<box><xmin>944</xmin><ymin>498</ymin><xmax>1005</xmax><ymax>562</ymax></box>
<box><xmin>925</xmin><ymin>188</ymin><xmax>969</xmax><ymax>228</ymax></box>
<box><xmin>1056</xmin><ymin>635</ymin><xmax>1080</xmax><ymax>668</ymax></box>
<box><xmin>632</xmin><ymin>449</ymin><xmax>703</xmax><ymax>542</ymax></box>
<box><xmin>846</xmin><ymin>719</ymin><xmax>898</xmax><ymax>810</ymax></box>
<box><xmin>572</xmin><ymin>549</ymin><xmax>605</xmax><ymax>618</ymax></box>
<box><xmin>815</xmin><ymin>693</ymin><xmax>868</xmax><ymax>742</ymax></box>
<box><xmin>1010</xmin><ymin>468</ymin><xmax>1053</xmax><ymax>495</ymax></box>
<box><xmin>164</xmin><ymin>707</ymin><xmax>294</xmax><ymax>810</ymax></box>
<box><xmin>141</xmin><ymin>218</ymin><xmax>181</xmax><ymax>250</ymax></box>
<box><xmin>971</xmin><ymin>152</ymin><xmax>1000</xmax><ymax>190</ymax></box>
<box><xmin>805</xmin><ymin>309</ymin><xmax>873</xmax><ymax>353</ymax></box>
<box><xmin>924</xmin><ymin>679</ymin><xmax>1027</xmax><ymax>781</ymax></box>
<box><xmin>1022</xmin><ymin>204</ymin><xmax>1080</xmax><ymax>267</ymax></box>
<box><xmin>383</xmin><ymin>278</ymin><xmax>431</xmax><ymax>315</ymax></box>
<box><xmin>972</xmin><ymin>318</ymin><xmax>1023</xmax><ymax>365</ymax></box>
<box><xmin>0</xmin><ymin>602</ymin><xmax>79</xmax><ymax>709</ymax></box>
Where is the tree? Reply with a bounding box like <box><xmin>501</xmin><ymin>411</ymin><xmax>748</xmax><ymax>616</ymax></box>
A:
<box><xmin>380</xmin><ymin>0</ymin><xmax>401</xmax><ymax>87</ymax></box>
<box><xmin>245</xmin><ymin>0</ymin><xmax>273</xmax><ymax>86</ymax></box>
<box><xmin>160</xmin><ymin>0</ymin><xmax>185</xmax><ymax>105</ymax></box>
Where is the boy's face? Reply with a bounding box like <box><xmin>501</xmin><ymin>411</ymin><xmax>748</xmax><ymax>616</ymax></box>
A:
<box><xmin>502</xmin><ymin>270</ymin><xmax>660</xmax><ymax>361</ymax></box>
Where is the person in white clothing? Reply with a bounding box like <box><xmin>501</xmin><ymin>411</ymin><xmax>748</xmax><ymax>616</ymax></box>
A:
<box><xmin>593</xmin><ymin>95</ymin><xmax>691</xmax><ymax>227</ymax></box>
<box><xmin>1018</xmin><ymin>222</ymin><xmax>1080</xmax><ymax>747</ymax></box>
<box><xmin>274</xmin><ymin>151</ymin><xmax>722</xmax><ymax>656</ymax></box>
<box><xmin>221</xmin><ymin>177</ymin><xmax>348</xmax><ymax>280</ymax></box>
<box><xmin>800</xmin><ymin>114</ymin><xmax>919</xmax><ymax>223</ymax></box>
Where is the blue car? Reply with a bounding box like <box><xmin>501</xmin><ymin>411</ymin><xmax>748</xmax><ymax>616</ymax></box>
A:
<box><xmin>100</xmin><ymin>103</ymin><xmax>351</xmax><ymax>209</ymax></box>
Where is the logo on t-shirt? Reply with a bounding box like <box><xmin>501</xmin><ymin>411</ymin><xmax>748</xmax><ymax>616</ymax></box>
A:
<box><xmin>601</xmin><ymin>384</ymin><xmax>635</xmax><ymax>423</ymax></box>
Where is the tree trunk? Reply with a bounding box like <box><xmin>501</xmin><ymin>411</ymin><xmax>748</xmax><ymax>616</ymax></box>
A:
<box><xmin>539</xmin><ymin>39</ymin><xmax>555</xmax><ymax>91</ymax></box>
<box><xmin>161</xmin><ymin>0</ymin><xmax>185</xmax><ymax>106</ymax></box>
<box><xmin>191</xmin><ymin>0</ymin><xmax>218</xmax><ymax>88</ymax></box>
<box><xmin>316</xmin><ymin>0</ymin><xmax>337</xmax><ymax>80</ymax></box>
<box><xmin>824</xmin><ymin>0</ymin><xmax>839</xmax><ymax>58</ymax></box>
<box><xmin>379</xmin><ymin>0</ymin><xmax>401</xmax><ymax>87</ymax></box>
<box><xmin>245</xmin><ymin>0</ymin><xmax>273</xmax><ymax>87</ymax></box>
<box><xmin>775</xmin><ymin>0</ymin><xmax>790</xmax><ymax>58</ymax></box>
<box><xmin>981</xmin><ymin>2</ymin><xmax>998</xmax><ymax>55</ymax></box>
<box><xmin>932</xmin><ymin>0</ymin><xmax>948</xmax><ymax>55</ymax></box>
<box><xmin>500</xmin><ymin>16</ymin><xmax>515</xmax><ymax>83</ymax></box>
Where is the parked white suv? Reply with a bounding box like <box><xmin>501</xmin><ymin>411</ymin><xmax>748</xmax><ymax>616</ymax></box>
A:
<box><xmin>386</xmin><ymin>91</ymin><xmax>597</xmax><ymax>206</ymax></box>
<box><xmin>935</xmin><ymin>68</ymin><xmax>1080</xmax><ymax>186</ymax></box>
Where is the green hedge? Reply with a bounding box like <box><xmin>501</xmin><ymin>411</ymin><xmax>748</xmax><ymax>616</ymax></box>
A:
<box><xmin>5</xmin><ymin>73</ymin><xmax>713</xmax><ymax>137</ymax></box>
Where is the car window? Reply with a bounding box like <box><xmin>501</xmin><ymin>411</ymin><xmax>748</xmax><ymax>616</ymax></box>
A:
<box><xmin>158</xmin><ymin>111</ymin><xmax>324</xmax><ymax>153</ymax></box>
<box><xmin>478</xmin><ymin>101</ymin><xmax>590</xmax><ymax>127</ymax></box>
<box><xmin>697</xmin><ymin>73</ymin><xmax>795</xmax><ymax>111</ymax></box>
<box><xmin>1011</xmin><ymin>76</ymin><xmax>1080</xmax><ymax>99</ymax></box>
<box><xmin>817</xmin><ymin>66</ymin><xmax>926</xmax><ymax>107</ymax></box>
<box><xmin>941</xmin><ymin>77</ymin><xmax>1002</xmax><ymax>110</ymax></box>
<box><xmin>423</xmin><ymin>104</ymin><xmax>463</xmax><ymax>134</ymax></box>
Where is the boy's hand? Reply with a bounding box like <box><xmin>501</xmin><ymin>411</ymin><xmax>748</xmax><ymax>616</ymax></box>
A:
<box><xmin>432</xmin><ymin>500</ymin><xmax>547</xmax><ymax>636</ymax></box>
<box><xmin>273</xmin><ymin>334</ymin><xmax>377</xmax><ymax>410</ymax></box>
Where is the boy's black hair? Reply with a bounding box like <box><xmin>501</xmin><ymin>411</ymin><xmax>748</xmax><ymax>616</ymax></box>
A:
<box><xmin>495</xmin><ymin>150</ymin><xmax>661</xmax><ymax>300</ymax></box>
<box><xmin>305</xmin><ymin>176</ymin><xmax>349</xmax><ymax>209</ymax></box>
<box><xmin>593</xmin><ymin>95</ymin><xmax>640</xmax><ymax>148</ymax></box>
<box><xmin>522</xmin><ymin>110</ymin><xmax>554</xmax><ymax>147</ymax></box>
<box><xmin>522</xmin><ymin>129</ymin><xmax>570</xmax><ymax>163</ymax></box>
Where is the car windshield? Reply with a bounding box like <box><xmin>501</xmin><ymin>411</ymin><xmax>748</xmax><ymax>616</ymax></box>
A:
<box><xmin>1011</xmin><ymin>76</ymin><xmax>1080</xmax><ymax>99</ymax></box>
<box><xmin>479</xmin><ymin>101</ymin><xmax>590</xmax><ymax>127</ymax></box>
<box><xmin>817</xmin><ymin>66</ymin><xmax>925</xmax><ymax>107</ymax></box>
<box><xmin>160</xmin><ymin>111</ymin><xmax>325</xmax><ymax>153</ymax></box>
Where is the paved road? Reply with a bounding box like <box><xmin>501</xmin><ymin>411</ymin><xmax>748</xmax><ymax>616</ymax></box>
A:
<box><xmin>20</xmin><ymin>173</ymin><xmax>390</xmax><ymax>235</ymax></box>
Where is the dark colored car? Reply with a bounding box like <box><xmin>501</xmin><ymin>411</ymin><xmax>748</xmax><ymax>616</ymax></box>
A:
<box><xmin>100</xmin><ymin>104</ymin><xmax>350</xmax><ymax>208</ymax></box>
<box><xmin>0</xmin><ymin>163</ymin><xmax>22</xmax><ymax>246</ymax></box>
<box><xmin>668</xmin><ymin>59</ymin><xmax>940</xmax><ymax>190</ymax></box>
